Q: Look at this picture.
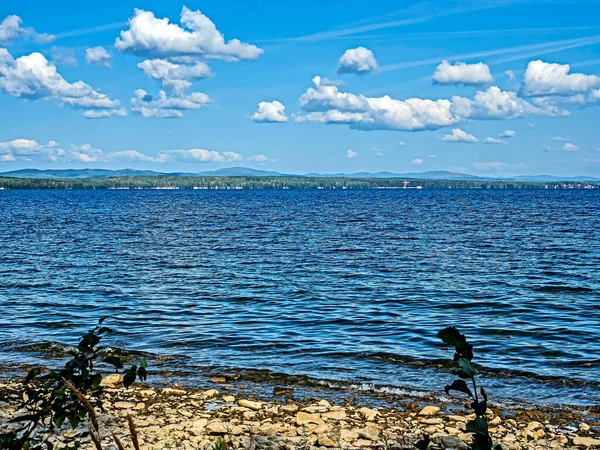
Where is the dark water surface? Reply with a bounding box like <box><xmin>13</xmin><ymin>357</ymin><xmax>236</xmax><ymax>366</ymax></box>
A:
<box><xmin>0</xmin><ymin>189</ymin><xmax>599</xmax><ymax>407</ymax></box>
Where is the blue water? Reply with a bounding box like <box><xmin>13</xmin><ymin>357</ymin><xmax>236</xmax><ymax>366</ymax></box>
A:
<box><xmin>0</xmin><ymin>189</ymin><xmax>599</xmax><ymax>407</ymax></box>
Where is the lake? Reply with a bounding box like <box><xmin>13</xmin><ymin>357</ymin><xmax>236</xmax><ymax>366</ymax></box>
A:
<box><xmin>0</xmin><ymin>189</ymin><xmax>599</xmax><ymax>407</ymax></box>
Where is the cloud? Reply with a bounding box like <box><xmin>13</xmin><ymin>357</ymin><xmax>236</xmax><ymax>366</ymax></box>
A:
<box><xmin>86</xmin><ymin>47</ymin><xmax>112</xmax><ymax>68</ymax></box>
<box><xmin>428</xmin><ymin>154</ymin><xmax>437</xmax><ymax>158</ymax></box>
<box><xmin>346</xmin><ymin>149</ymin><xmax>358</xmax><ymax>159</ymax></box>
<box><xmin>50</xmin><ymin>47</ymin><xmax>78</xmax><ymax>68</ymax></box>
<box><xmin>251</xmin><ymin>100</ymin><xmax>288</xmax><ymax>123</ymax></box>
<box><xmin>156</xmin><ymin>149</ymin><xmax>242</xmax><ymax>163</ymax></box>
<box><xmin>137</xmin><ymin>59</ymin><xmax>212</xmax><ymax>93</ymax></box>
<box><xmin>505</xmin><ymin>70</ymin><xmax>516</xmax><ymax>81</ymax></box>
<box><xmin>499</xmin><ymin>129</ymin><xmax>516</xmax><ymax>138</ymax></box>
<box><xmin>0</xmin><ymin>48</ymin><xmax>123</xmax><ymax>118</ymax></box>
<box><xmin>115</xmin><ymin>7</ymin><xmax>263</xmax><ymax>62</ymax></box>
<box><xmin>0</xmin><ymin>15</ymin><xmax>55</xmax><ymax>45</ymax></box>
<box><xmin>319</xmin><ymin>78</ymin><xmax>345</xmax><ymax>87</ymax></box>
<box><xmin>520</xmin><ymin>60</ymin><xmax>600</xmax><ymax>97</ymax></box>
<box><xmin>337</xmin><ymin>47</ymin><xmax>378</xmax><ymax>75</ymax></box>
<box><xmin>483</xmin><ymin>137</ymin><xmax>508</xmax><ymax>145</ymax></box>
<box><xmin>410</xmin><ymin>158</ymin><xmax>424</xmax><ymax>165</ymax></box>
<box><xmin>131</xmin><ymin>88</ymin><xmax>210</xmax><ymax>118</ymax></box>
<box><xmin>296</xmin><ymin>76</ymin><xmax>564</xmax><ymax>132</ymax></box>
<box><xmin>441</xmin><ymin>128</ymin><xmax>478</xmax><ymax>143</ymax></box>
<box><xmin>246</xmin><ymin>154</ymin><xmax>269</xmax><ymax>162</ymax></box>
<box><xmin>82</xmin><ymin>108</ymin><xmax>127</xmax><ymax>119</ymax></box>
<box><xmin>472</xmin><ymin>161</ymin><xmax>526</xmax><ymax>171</ymax></box>
<box><xmin>398</xmin><ymin>140</ymin><xmax>406</xmax><ymax>146</ymax></box>
<box><xmin>562</xmin><ymin>142</ymin><xmax>579</xmax><ymax>152</ymax></box>
<box><xmin>551</xmin><ymin>136</ymin><xmax>570</xmax><ymax>141</ymax></box>
<box><xmin>0</xmin><ymin>138</ymin><xmax>247</xmax><ymax>164</ymax></box>
<box><xmin>432</xmin><ymin>60</ymin><xmax>493</xmax><ymax>85</ymax></box>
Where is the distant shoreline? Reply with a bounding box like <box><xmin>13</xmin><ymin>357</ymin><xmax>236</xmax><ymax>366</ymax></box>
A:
<box><xmin>0</xmin><ymin>175</ymin><xmax>599</xmax><ymax>190</ymax></box>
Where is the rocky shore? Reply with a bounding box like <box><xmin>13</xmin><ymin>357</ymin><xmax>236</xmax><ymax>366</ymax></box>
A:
<box><xmin>1</xmin><ymin>375</ymin><xmax>599</xmax><ymax>450</ymax></box>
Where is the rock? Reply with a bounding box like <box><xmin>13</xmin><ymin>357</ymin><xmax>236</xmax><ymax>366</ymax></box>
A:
<box><xmin>433</xmin><ymin>435</ymin><xmax>468</xmax><ymax>450</ymax></box>
<box><xmin>527</xmin><ymin>421</ymin><xmax>543</xmax><ymax>431</ymax></box>
<box><xmin>318</xmin><ymin>399</ymin><xmax>332</xmax><ymax>409</ymax></box>
<box><xmin>322</xmin><ymin>409</ymin><xmax>346</xmax><ymax>421</ymax></box>
<box><xmin>341</xmin><ymin>430</ymin><xmax>359</xmax><ymax>442</ymax></box>
<box><xmin>238</xmin><ymin>399</ymin><xmax>263</xmax><ymax>411</ymax></box>
<box><xmin>135</xmin><ymin>402</ymin><xmax>145</xmax><ymax>410</ymax></box>
<box><xmin>419</xmin><ymin>406</ymin><xmax>440</xmax><ymax>416</ymax></box>
<box><xmin>282</xmin><ymin>404</ymin><xmax>299</xmax><ymax>413</ymax></box>
<box><xmin>210</xmin><ymin>377</ymin><xmax>227</xmax><ymax>383</ymax></box>
<box><xmin>100</xmin><ymin>373</ymin><xmax>123</xmax><ymax>386</ymax></box>
<box><xmin>139</xmin><ymin>389</ymin><xmax>156</xmax><ymax>397</ymax></box>
<box><xmin>354</xmin><ymin>439</ymin><xmax>374</xmax><ymax>447</ymax></box>
<box><xmin>114</xmin><ymin>401</ymin><xmax>135</xmax><ymax>409</ymax></box>
<box><xmin>489</xmin><ymin>416</ymin><xmax>502</xmax><ymax>426</ymax></box>
<box><xmin>273</xmin><ymin>386</ymin><xmax>294</xmax><ymax>396</ymax></box>
<box><xmin>317</xmin><ymin>434</ymin><xmax>338</xmax><ymax>447</ymax></box>
<box><xmin>223</xmin><ymin>395</ymin><xmax>235</xmax><ymax>403</ymax></box>
<box><xmin>206</xmin><ymin>422</ymin><xmax>243</xmax><ymax>435</ymax></box>
<box><xmin>358</xmin><ymin>407</ymin><xmax>379</xmax><ymax>421</ymax></box>
<box><xmin>296</xmin><ymin>412</ymin><xmax>323</xmax><ymax>426</ymax></box>
<box><xmin>573</xmin><ymin>436</ymin><xmax>600</xmax><ymax>447</ymax></box>
<box><xmin>196</xmin><ymin>389</ymin><xmax>219</xmax><ymax>399</ymax></box>
<box><xmin>359</xmin><ymin>424</ymin><xmax>381</xmax><ymax>441</ymax></box>
<box><xmin>446</xmin><ymin>427</ymin><xmax>460</xmax><ymax>436</ymax></box>
<box><xmin>578</xmin><ymin>423</ymin><xmax>591</xmax><ymax>432</ymax></box>
<box><xmin>163</xmin><ymin>388</ymin><xmax>187</xmax><ymax>397</ymax></box>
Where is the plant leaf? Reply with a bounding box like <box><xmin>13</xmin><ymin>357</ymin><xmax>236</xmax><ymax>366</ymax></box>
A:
<box><xmin>444</xmin><ymin>379</ymin><xmax>473</xmax><ymax>398</ymax></box>
<box><xmin>466</xmin><ymin>417</ymin><xmax>489</xmax><ymax>435</ymax></box>
<box><xmin>458</xmin><ymin>358</ymin><xmax>475</xmax><ymax>378</ymax></box>
<box><xmin>437</xmin><ymin>327</ymin><xmax>468</xmax><ymax>349</ymax></box>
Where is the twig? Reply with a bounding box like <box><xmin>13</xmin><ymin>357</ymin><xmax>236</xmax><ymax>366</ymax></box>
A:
<box><xmin>127</xmin><ymin>414</ymin><xmax>140</xmax><ymax>450</ymax></box>
<box><xmin>113</xmin><ymin>433</ymin><xmax>127</xmax><ymax>450</ymax></box>
<box><xmin>88</xmin><ymin>425</ymin><xmax>103</xmax><ymax>450</ymax></box>
<box><xmin>63</xmin><ymin>378</ymin><xmax>99</xmax><ymax>433</ymax></box>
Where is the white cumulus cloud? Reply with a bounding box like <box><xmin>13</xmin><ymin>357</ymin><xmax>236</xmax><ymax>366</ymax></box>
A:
<box><xmin>137</xmin><ymin>59</ymin><xmax>212</xmax><ymax>93</ymax></box>
<box><xmin>441</xmin><ymin>128</ymin><xmax>478</xmax><ymax>143</ymax></box>
<box><xmin>520</xmin><ymin>60</ymin><xmax>600</xmax><ymax>97</ymax></box>
<box><xmin>484</xmin><ymin>137</ymin><xmax>507</xmax><ymax>145</ymax></box>
<box><xmin>562</xmin><ymin>142</ymin><xmax>579</xmax><ymax>152</ymax></box>
<box><xmin>499</xmin><ymin>130</ymin><xmax>516</xmax><ymax>138</ymax></box>
<box><xmin>295</xmin><ymin>76</ymin><xmax>564</xmax><ymax>132</ymax></box>
<box><xmin>337</xmin><ymin>47</ymin><xmax>378</xmax><ymax>75</ymax></box>
<box><xmin>0</xmin><ymin>48</ymin><xmax>123</xmax><ymax>118</ymax></box>
<box><xmin>0</xmin><ymin>15</ymin><xmax>54</xmax><ymax>46</ymax></box>
<box><xmin>115</xmin><ymin>7</ymin><xmax>263</xmax><ymax>62</ymax></box>
<box><xmin>131</xmin><ymin>88</ymin><xmax>210</xmax><ymax>118</ymax></box>
<box><xmin>410</xmin><ymin>158</ymin><xmax>424</xmax><ymax>165</ymax></box>
<box><xmin>432</xmin><ymin>60</ymin><xmax>493</xmax><ymax>85</ymax></box>
<box><xmin>246</xmin><ymin>154</ymin><xmax>269</xmax><ymax>162</ymax></box>
<box><xmin>346</xmin><ymin>149</ymin><xmax>358</xmax><ymax>159</ymax></box>
<box><xmin>251</xmin><ymin>100</ymin><xmax>288</xmax><ymax>123</ymax></box>
<box><xmin>398</xmin><ymin>141</ymin><xmax>406</xmax><ymax>146</ymax></box>
<box><xmin>86</xmin><ymin>47</ymin><xmax>112</xmax><ymax>68</ymax></box>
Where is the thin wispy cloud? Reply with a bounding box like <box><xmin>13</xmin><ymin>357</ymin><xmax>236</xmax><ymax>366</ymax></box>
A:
<box><xmin>52</xmin><ymin>22</ymin><xmax>127</xmax><ymax>40</ymax></box>
<box><xmin>381</xmin><ymin>35</ymin><xmax>600</xmax><ymax>72</ymax></box>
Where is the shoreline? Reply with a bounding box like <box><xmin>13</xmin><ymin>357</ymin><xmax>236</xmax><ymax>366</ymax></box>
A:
<box><xmin>2</xmin><ymin>372</ymin><xmax>600</xmax><ymax>449</ymax></box>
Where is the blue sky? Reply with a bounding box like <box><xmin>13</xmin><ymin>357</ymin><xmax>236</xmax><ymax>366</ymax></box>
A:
<box><xmin>1</xmin><ymin>0</ymin><xmax>600</xmax><ymax>176</ymax></box>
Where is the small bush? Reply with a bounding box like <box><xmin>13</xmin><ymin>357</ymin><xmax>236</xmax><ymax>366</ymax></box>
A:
<box><xmin>438</xmin><ymin>326</ymin><xmax>498</xmax><ymax>450</ymax></box>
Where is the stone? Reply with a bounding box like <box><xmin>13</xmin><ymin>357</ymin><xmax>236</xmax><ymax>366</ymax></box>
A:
<box><xmin>223</xmin><ymin>395</ymin><xmax>235</xmax><ymax>403</ymax></box>
<box><xmin>273</xmin><ymin>386</ymin><xmax>294</xmax><ymax>396</ymax></box>
<box><xmin>436</xmin><ymin>435</ymin><xmax>468</xmax><ymax>450</ymax></box>
<box><xmin>196</xmin><ymin>389</ymin><xmax>219</xmax><ymax>399</ymax></box>
<box><xmin>578</xmin><ymin>423</ymin><xmax>591</xmax><ymax>432</ymax></box>
<box><xmin>358</xmin><ymin>407</ymin><xmax>379</xmax><ymax>421</ymax></box>
<box><xmin>317</xmin><ymin>434</ymin><xmax>338</xmax><ymax>447</ymax></box>
<box><xmin>206</xmin><ymin>422</ymin><xmax>243</xmax><ymax>435</ymax></box>
<box><xmin>163</xmin><ymin>388</ymin><xmax>187</xmax><ymax>397</ymax></box>
<box><xmin>282</xmin><ymin>404</ymin><xmax>299</xmax><ymax>413</ymax></box>
<box><xmin>114</xmin><ymin>401</ymin><xmax>135</xmax><ymax>409</ymax></box>
<box><xmin>210</xmin><ymin>377</ymin><xmax>227</xmax><ymax>383</ymax></box>
<box><xmin>359</xmin><ymin>424</ymin><xmax>381</xmax><ymax>441</ymax></box>
<box><xmin>296</xmin><ymin>412</ymin><xmax>324</xmax><ymax>426</ymax></box>
<box><xmin>318</xmin><ymin>399</ymin><xmax>332</xmax><ymax>409</ymax></box>
<box><xmin>100</xmin><ymin>373</ymin><xmax>123</xmax><ymax>386</ymax></box>
<box><xmin>238</xmin><ymin>399</ymin><xmax>263</xmax><ymax>411</ymax></box>
<box><xmin>341</xmin><ymin>430</ymin><xmax>359</xmax><ymax>442</ymax></box>
<box><xmin>573</xmin><ymin>436</ymin><xmax>600</xmax><ymax>447</ymax></box>
<box><xmin>419</xmin><ymin>406</ymin><xmax>440</xmax><ymax>416</ymax></box>
<box><xmin>322</xmin><ymin>409</ymin><xmax>346</xmax><ymax>421</ymax></box>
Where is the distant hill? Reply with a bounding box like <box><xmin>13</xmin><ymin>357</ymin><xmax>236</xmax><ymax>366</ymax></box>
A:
<box><xmin>1</xmin><ymin>167</ymin><xmax>598</xmax><ymax>182</ymax></box>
